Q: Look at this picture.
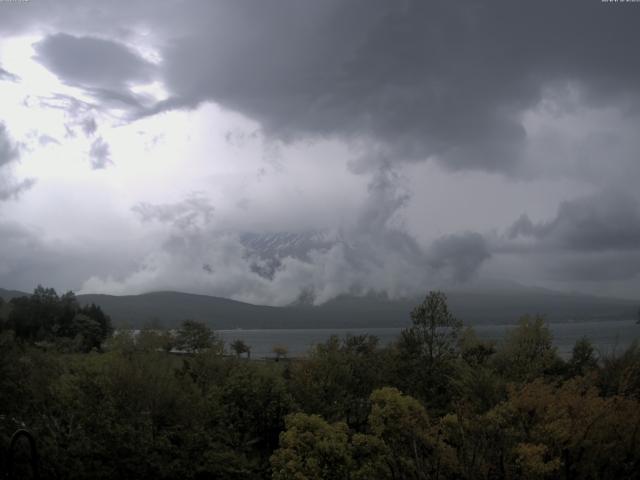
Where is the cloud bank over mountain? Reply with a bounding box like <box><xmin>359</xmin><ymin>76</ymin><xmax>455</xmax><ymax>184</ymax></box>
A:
<box><xmin>1</xmin><ymin>0</ymin><xmax>640</xmax><ymax>302</ymax></box>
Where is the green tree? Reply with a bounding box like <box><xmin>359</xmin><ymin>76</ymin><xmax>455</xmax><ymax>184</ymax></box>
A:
<box><xmin>598</xmin><ymin>340</ymin><xmax>640</xmax><ymax>398</ymax></box>
<box><xmin>213</xmin><ymin>363</ymin><xmax>293</xmax><ymax>471</ymax></box>
<box><xmin>289</xmin><ymin>334</ymin><xmax>386</xmax><ymax>426</ymax></box>
<box><xmin>454</xmin><ymin>327</ymin><xmax>505</xmax><ymax>413</ymax></box>
<box><xmin>458</xmin><ymin>327</ymin><xmax>496</xmax><ymax>367</ymax></box>
<box><xmin>136</xmin><ymin>328</ymin><xmax>174</xmax><ymax>353</ymax></box>
<box><xmin>272</xmin><ymin>344</ymin><xmax>288</xmax><ymax>361</ymax></box>
<box><xmin>493</xmin><ymin>315</ymin><xmax>561</xmax><ymax>382</ymax></box>
<box><xmin>403</xmin><ymin>291</ymin><xmax>462</xmax><ymax>363</ymax></box>
<box><xmin>56</xmin><ymin>291</ymin><xmax>79</xmax><ymax>336</ymax></box>
<box><xmin>37</xmin><ymin>347</ymin><xmax>261</xmax><ymax>479</ymax></box>
<box><xmin>567</xmin><ymin>337</ymin><xmax>599</xmax><ymax>378</ymax></box>
<box><xmin>271</xmin><ymin>413</ymin><xmax>352</xmax><ymax>480</ymax></box>
<box><xmin>366</xmin><ymin>387</ymin><xmax>456</xmax><ymax>479</ymax></box>
<box><xmin>230</xmin><ymin>338</ymin><xmax>251</xmax><ymax>359</ymax></box>
<box><xmin>487</xmin><ymin>379</ymin><xmax>640</xmax><ymax>479</ymax></box>
<box><xmin>78</xmin><ymin>302</ymin><xmax>113</xmax><ymax>342</ymax></box>
<box><xmin>8</xmin><ymin>286</ymin><xmax>60</xmax><ymax>341</ymax></box>
<box><xmin>175</xmin><ymin>319</ymin><xmax>221</xmax><ymax>354</ymax></box>
<box><xmin>5</xmin><ymin>287</ymin><xmax>112</xmax><ymax>350</ymax></box>
<box><xmin>68</xmin><ymin>313</ymin><xmax>104</xmax><ymax>352</ymax></box>
<box><xmin>0</xmin><ymin>296</ymin><xmax>7</xmax><ymax>331</ymax></box>
<box><xmin>271</xmin><ymin>388</ymin><xmax>457</xmax><ymax>480</ymax></box>
<box><xmin>395</xmin><ymin>291</ymin><xmax>462</xmax><ymax>410</ymax></box>
<box><xmin>0</xmin><ymin>330</ymin><xmax>24</xmax><ymax>414</ymax></box>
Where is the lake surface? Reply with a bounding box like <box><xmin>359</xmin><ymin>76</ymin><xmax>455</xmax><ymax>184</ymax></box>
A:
<box><xmin>219</xmin><ymin>320</ymin><xmax>640</xmax><ymax>359</ymax></box>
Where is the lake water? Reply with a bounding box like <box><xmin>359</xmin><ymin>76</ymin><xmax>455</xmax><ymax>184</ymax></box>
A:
<box><xmin>219</xmin><ymin>320</ymin><xmax>640</xmax><ymax>359</ymax></box>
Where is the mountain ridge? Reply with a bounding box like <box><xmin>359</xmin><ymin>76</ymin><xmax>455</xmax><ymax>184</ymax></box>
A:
<box><xmin>2</xmin><ymin>286</ymin><xmax>638</xmax><ymax>329</ymax></box>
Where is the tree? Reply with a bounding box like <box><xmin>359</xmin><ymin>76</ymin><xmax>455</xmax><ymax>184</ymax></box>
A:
<box><xmin>8</xmin><ymin>286</ymin><xmax>60</xmax><ymax>341</ymax></box>
<box><xmin>78</xmin><ymin>303</ymin><xmax>113</xmax><ymax>341</ymax></box>
<box><xmin>0</xmin><ymin>296</ymin><xmax>6</xmax><ymax>331</ymax></box>
<box><xmin>230</xmin><ymin>339</ymin><xmax>251</xmax><ymax>359</ymax></box>
<box><xmin>270</xmin><ymin>388</ymin><xmax>457</xmax><ymax>480</ymax></box>
<box><xmin>458</xmin><ymin>327</ymin><xmax>496</xmax><ymax>366</ymax></box>
<box><xmin>567</xmin><ymin>337</ymin><xmax>598</xmax><ymax>377</ymax></box>
<box><xmin>289</xmin><ymin>334</ymin><xmax>387</xmax><ymax>426</ymax></box>
<box><xmin>272</xmin><ymin>345</ymin><xmax>288</xmax><ymax>361</ymax></box>
<box><xmin>493</xmin><ymin>315</ymin><xmax>560</xmax><ymax>382</ymax></box>
<box><xmin>0</xmin><ymin>330</ymin><xmax>25</xmax><ymax>414</ymax></box>
<box><xmin>270</xmin><ymin>413</ymin><xmax>353</xmax><ymax>480</ymax></box>
<box><xmin>366</xmin><ymin>387</ymin><xmax>460</xmax><ymax>479</ymax></box>
<box><xmin>5</xmin><ymin>288</ymin><xmax>112</xmax><ymax>350</ymax></box>
<box><xmin>598</xmin><ymin>340</ymin><xmax>640</xmax><ymax>398</ymax></box>
<box><xmin>396</xmin><ymin>291</ymin><xmax>462</xmax><ymax>410</ymax></box>
<box><xmin>368</xmin><ymin>387</ymin><xmax>434</xmax><ymax>477</ymax></box>
<box><xmin>136</xmin><ymin>329</ymin><xmax>174</xmax><ymax>353</ymax></box>
<box><xmin>487</xmin><ymin>379</ymin><xmax>640</xmax><ymax>479</ymax></box>
<box><xmin>175</xmin><ymin>319</ymin><xmax>220</xmax><ymax>354</ymax></box>
<box><xmin>69</xmin><ymin>313</ymin><xmax>104</xmax><ymax>352</ymax></box>
<box><xmin>58</xmin><ymin>291</ymin><xmax>79</xmax><ymax>329</ymax></box>
<box><xmin>402</xmin><ymin>291</ymin><xmax>462</xmax><ymax>363</ymax></box>
<box><xmin>215</xmin><ymin>363</ymin><xmax>292</xmax><ymax>460</ymax></box>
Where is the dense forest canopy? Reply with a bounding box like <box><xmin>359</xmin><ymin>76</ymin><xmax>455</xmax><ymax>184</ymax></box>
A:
<box><xmin>1</xmin><ymin>288</ymin><xmax>640</xmax><ymax>479</ymax></box>
<box><xmin>1</xmin><ymin>285</ymin><xmax>112</xmax><ymax>352</ymax></box>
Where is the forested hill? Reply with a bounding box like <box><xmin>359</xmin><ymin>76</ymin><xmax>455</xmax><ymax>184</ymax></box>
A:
<box><xmin>2</xmin><ymin>287</ymin><xmax>637</xmax><ymax>329</ymax></box>
<box><xmin>38</xmin><ymin>289</ymin><xmax>640</xmax><ymax>329</ymax></box>
<box><xmin>0</xmin><ymin>288</ymin><xmax>30</xmax><ymax>301</ymax></box>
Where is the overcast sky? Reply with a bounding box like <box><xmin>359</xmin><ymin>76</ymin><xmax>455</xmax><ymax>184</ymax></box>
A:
<box><xmin>1</xmin><ymin>0</ymin><xmax>639</xmax><ymax>304</ymax></box>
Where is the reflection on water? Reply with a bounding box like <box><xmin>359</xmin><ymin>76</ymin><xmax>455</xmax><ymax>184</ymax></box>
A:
<box><xmin>218</xmin><ymin>320</ymin><xmax>640</xmax><ymax>359</ymax></box>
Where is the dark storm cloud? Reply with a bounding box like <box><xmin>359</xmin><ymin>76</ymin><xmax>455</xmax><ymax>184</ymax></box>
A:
<box><xmin>3</xmin><ymin>0</ymin><xmax>640</xmax><ymax>298</ymax></box>
<box><xmin>427</xmin><ymin>232</ymin><xmax>491</xmax><ymax>282</ymax></box>
<box><xmin>548</xmin><ymin>252</ymin><xmax>640</xmax><ymax>282</ymax></box>
<box><xmin>34</xmin><ymin>33</ymin><xmax>154</xmax><ymax>89</ymax></box>
<box><xmin>88</xmin><ymin>137</ymin><xmax>112</xmax><ymax>169</ymax></box>
<box><xmin>0</xmin><ymin>65</ymin><xmax>19</xmax><ymax>82</ymax></box>
<box><xmin>501</xmin><ymin>191</ymin><xmax>640</xmax><ymax>282</ymax></box>
<box><xmin>508</xmin><ymin>191</ymin><xmax>640</xmax><ymax>252</ymax></box>
<box><xmin>0</xmin><ymin>178</ymin><xmax>36</xmax><ymax>202</ymax></box>
<box><xmin>33</xmin><ymin>33</ymin><xmax>157</xmax><ymax>116</ymax></box>
<box><xmin>0</xmin><ymin>123</ymin><xmax>18</xmax><ymax>168</ymax></box>
<box><xmin>339</xmin><ymin>168</ymin><xmax>489</xmax><ymax>284</ymax></box>
<box><xmin>0</xmin><ymin>221</ymin><xmax>57</xmax><ymax>289</ymax></box>
<box><xmin>147</xmin><ymin>0</ymin><xmax>640</xmax><ymax>173</ymax></box>
<box><xmin>86</xmin><ymin>87</ymin><xmax>147</xmax><ymax>111</ymax></box>
<box><xmin>0</xmin><ymin>220</ymin><xmax>138</xmax><ymax>293</ymax></box>
<box><xmin>0</xmin><ymin>122</ymin><xmax>35</xmax><ymax>201</ymax></box>
<box><xmin>4</xmin><ymin>0</ymin><xmax>640</xmax><ymax>174</ymax></box>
